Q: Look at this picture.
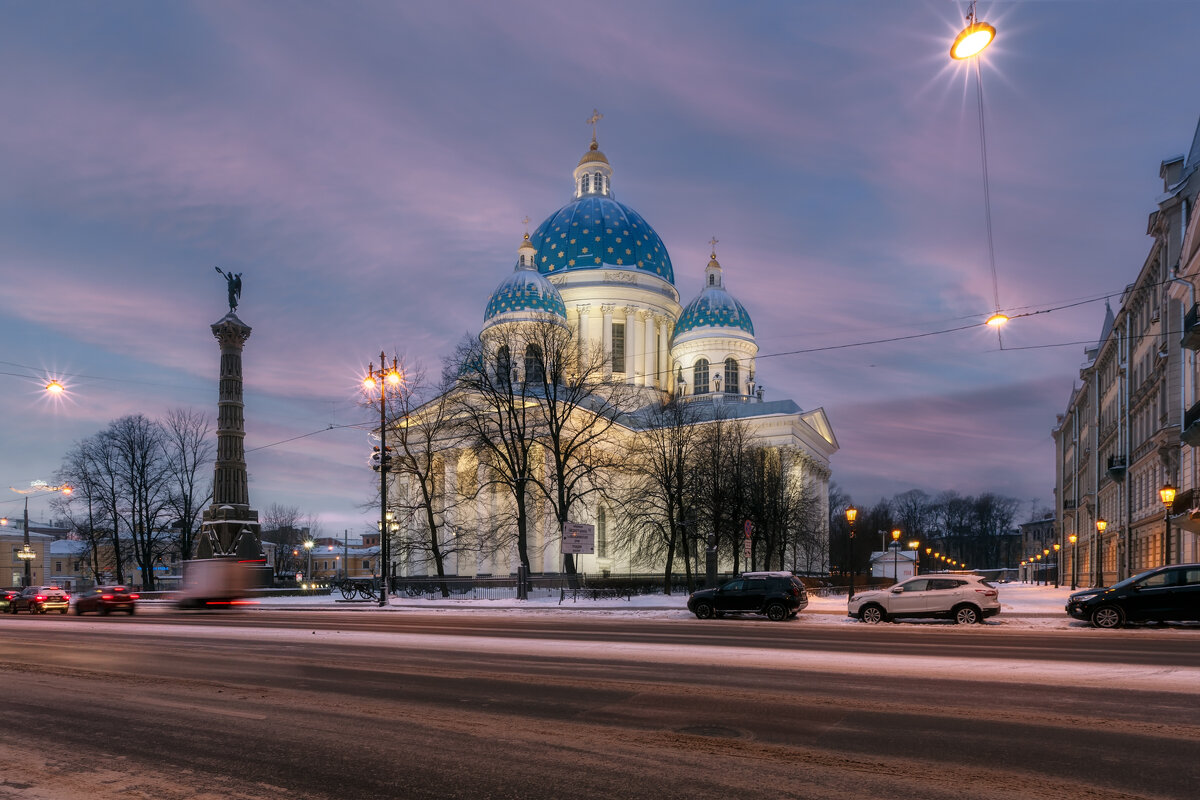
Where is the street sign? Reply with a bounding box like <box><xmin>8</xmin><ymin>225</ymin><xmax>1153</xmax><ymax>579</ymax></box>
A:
<box><xmin>561</xmin><ymin>522</ymin><xmax>595</xmax><ymax>555</ymax></box>
<box><xmin>744</xmin><ymin>520</ymin><xmax>753</xmax><ymax>558</ymax></box>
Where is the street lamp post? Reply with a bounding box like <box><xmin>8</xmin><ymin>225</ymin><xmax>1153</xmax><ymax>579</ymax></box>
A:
<box><xmin>1053</xmin><ymin>543</ymin><xmax>1061</xmax><ymax>588</ymax></box>
<box><xmin>908</xmin><ymin>540</ymin><xmax>920</xmax><ymax>576</ymax></box>
<box><xmin>364</xmin><ymin>353</ymin><xmax>403</xmax><ymax>608</ymax></box>
<box><xmin>10</xmin><ymin>483</ymin><xmax>73</xmax><ymax>588</ymax></box>
<box><xmin>1094</xmin><ymin>518</ymin><xmax>1107</xmax><ymax>588</ymax></box>
<box><xmin>1159</xmin><ymin>483</ymin><xmax>1176</xmax><ymax>568</ymax></box>
<box><xmin>304</xmin><ymin>539</ymin><xmax>314</xmax><ymax>584</ymax></box>
<box><xmin>890</xmin><ymin>529</ymin><xmax>901</xmax><ymax>582</ymax></box>
<box><xmin>845</xmin><ymin>506</ymin><xmax>857</xmax><ymax>601</ymax></box>
<box><xmin>1068</xmin><ymin>533</ymin><xmax>1078</xmax><ymax>590</ymax></box>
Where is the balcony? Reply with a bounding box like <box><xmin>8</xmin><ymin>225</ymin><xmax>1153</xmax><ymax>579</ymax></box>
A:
<box><xmin>1106</xmin><ymin>455</ymin><xmax>1127</xmax><ymax>481</ymax></box>
<box><xmin>1183</xmin><ymin>400</ymin><xmax>1200</xmax><ymax>446</ymax></box>
<box><xmin>1183</xmin><ymin>304</ymin><xmax>1200</xmax><ymax>350</ymax></box>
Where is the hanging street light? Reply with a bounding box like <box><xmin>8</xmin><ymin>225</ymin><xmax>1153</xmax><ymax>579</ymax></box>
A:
<box><xmin>950</xmin><ymin>4</ymin><xmax>996</xmax><ymax>61</ymax></box>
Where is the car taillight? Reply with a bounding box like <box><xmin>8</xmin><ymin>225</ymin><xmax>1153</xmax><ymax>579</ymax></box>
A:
<box><xmin>35</xmin><ymin>595</ymin><xmax>46</xmax><ymax>601</ymax></box>
<box><xmin>791</xmin><ymin>586</ymin><xmax>799</xmax><ymax>596</ymax></box>
<box><xmin>976</xmin><ymin>589</ymin><xmax>997</xmax><ymax>597</ymax></box>
<box><xmin>101</xmin><ymin>595</ymin><xmax>114</xmax><ymax>600</ymax></box>
<box><xmin>129</xmin><ymin>594</ymin><xmax>140</xmax><ymax>600</ymax></box>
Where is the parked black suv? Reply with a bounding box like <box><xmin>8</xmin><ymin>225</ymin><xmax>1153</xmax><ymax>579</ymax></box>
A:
<box><xmin>687</xmin><ymin>571</ymin><xmax>808</xmax><ymax>621</ymax></box>
<box><xmin>1066</xmin><ymin>563</ymin><xmax>1200</xmax><ymax>628</ymax></box>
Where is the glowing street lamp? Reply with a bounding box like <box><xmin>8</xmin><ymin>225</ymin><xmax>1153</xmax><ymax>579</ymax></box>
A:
<box><xmin>364</xmin><ymin>352</ymin><xmax>404</xmax><ymax>607</ymax></box>
<box><xmin>1095</xmin><ymin>517</ymin><xmax>1107</xmax><ymax>588</ymax></box>
<box><xmin>1160</xmin><ymin>483</ymin><xmax>1176</xmax><ymax>566</ymax></box>
<box><xmin>890</xmin><ymin>529</ymin><xmax>902</xmax><ymax>582</ymax></box>
<box><xmin>845</xmin><ymin>505</ymin><xmax>858</xmax><ymax>600</ymax></box>
<box><xmin>1053</xmin><ymin>542</ymin><xmax>1061</xmax><ymax>588</ymax></box>
<box><xmin>950</xmin><ymin>12</ymin><xmax>996</xmax><ymax>61</ymax></box>
<box><xmin>908</xmin><ymin>540</ymin><xmax>920</xmax><ymax>574</ymax></box>
<box><xmin>1068</xmin><ymin>533</ymin><xmax>1078</xmax><ymax>590</ymax></box>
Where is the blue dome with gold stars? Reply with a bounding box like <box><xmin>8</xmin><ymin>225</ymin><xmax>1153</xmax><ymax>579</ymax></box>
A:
<box><xmin>484</xmin><ymin>235</ymin><xmax>567</xmax><ymax>327</ymax></box>
<box><xmin>674</xmin><ymin>252</ymin><xmax>754</xmax><ymax>339</ymax></box>
<box><xmin>530</xmin><ymin>197</ymin><xmax>674</xmax><ymax>284</ymax></box>
<box><xmin>675</xmin><ymin>288</ymin><xmax>754</xmax><ymax>337</ymax></box>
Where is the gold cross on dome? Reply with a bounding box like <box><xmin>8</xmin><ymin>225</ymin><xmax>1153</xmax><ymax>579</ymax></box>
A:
<box><xmin>522</xmin><ymin>216</ymin><xmax>531</xmax><ymax>235</ymax></box>
<box><xmin>587</xmin><ymin>109</ymin><xmax>603</xmax><ymax>141</ymax></box>
<box><xmin>709</xmin><ymin>236</ymin><xmax>719</xmax><ymax>257</ymax></box>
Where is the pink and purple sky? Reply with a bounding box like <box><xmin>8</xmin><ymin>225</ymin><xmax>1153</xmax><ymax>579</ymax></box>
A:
<box><xmin>3</xmin><ymin>1</ymin><xmax>1198</xmax><ymax>535</ymax></box>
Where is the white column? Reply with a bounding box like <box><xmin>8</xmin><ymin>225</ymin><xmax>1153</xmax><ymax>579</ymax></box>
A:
<box><xmin>576</xmin><ymin>304</ymin><xmax>591</xmax><ymax>364</ymax></box>
<box><xmin>625</xmin><ymin>306</ymin><xmax>639</xmax><ymax>384</ymax></box>
<box><xmin>644</xmin><ymin>311</ymin><xmax>657</xmax><ymax>388</ymax></box>
<box><xmin>601</xmin><ymin>304</ymin><xmax>614</xmax><ymax>377</ymax></box>
<box><xmin>443</xmin><ymin>453</ymin><xmax>457</xmax><ymax>576</ymax></box>
<box><xmin>658</xmin><ymin>316</ymin><xmax>670</xmax><ymax>390</ymax></box>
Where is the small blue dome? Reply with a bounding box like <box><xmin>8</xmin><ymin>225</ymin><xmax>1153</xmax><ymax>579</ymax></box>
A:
<box><xmin>483</xmin><ymin>265</ymin><xmax>567</xmax><ymax>325</ymax></box>
<box><xmin>531</xmin><ymin>195</ymin><xmax>674</xmax><ymax>284</ymax></box>
<box><xmin>675</xmin><ymin>286</ymin><xmax>755</xmax><ymax>337</ymax></box>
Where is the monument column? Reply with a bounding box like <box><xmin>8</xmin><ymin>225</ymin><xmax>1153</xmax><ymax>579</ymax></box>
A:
<box><xmin>199</xmin><ymin>273</ymin><xmax>263</xmax><ymax>565</ymax></box>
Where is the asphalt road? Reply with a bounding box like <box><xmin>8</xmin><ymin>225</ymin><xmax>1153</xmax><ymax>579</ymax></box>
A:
<box><xmin>2</xmin><ymin>610</ymin><xmax>1198</xmax><ymax>800</ymax></box>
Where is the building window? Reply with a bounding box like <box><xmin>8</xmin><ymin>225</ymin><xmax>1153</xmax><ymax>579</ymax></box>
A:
<box><xmin>496</xmin><ymin>345</ymin><xmax>511</xmax><ymax>384</ymax></box>
<box><xmin>525</xmin><ymin>343</ymin><xmax>545</xmax><ymax>384</ymax></box>
<box><xmin>597</xmin><ymin>508</ymin><xmax>608</xmax><ymax>558</ymax></box>
<box><xmin>55</xmin><ymin>561</ymin><xmax>62</xmax><ymax>572</ymax></box>
<box><xmin>708</xmin><ymin>274</ymin><xmax>715</xmax><ymax>286</ymax></box>
<box><xmin>581</xmin><ymin>174</ymin><xmax>591</xmax><ymax>193</ymax></box>
<box><xmin>724</xmin><ymin>358</ymin><xmax>739</xmax><ymax>394</ymax></box>
<box><xmin>612</xmin><ymin>323</ymin><xmax>625</xmax><ymax>372</ymax></box>
<box><xmin>363</xmin><ymin>559</ymin><xmax>370</xmax><ymax>570</ymax></box>
<box><xmin>694</xmin><ymin>359</ymin><xmax>710</xmax><ymax>394</ymax></box>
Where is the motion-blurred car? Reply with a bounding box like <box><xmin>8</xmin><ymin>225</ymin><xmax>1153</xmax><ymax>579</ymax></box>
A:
<box><xmin>9</xmin><ymin>585</ymin><xmax>70</xmax><ymax>614</ymax></box>
<box><xmin>0</xmin><ymin>588</ymin><xmax>20</xmax><ymax>612</ymax></box>
<box><xmin>1066</xmin><ymin>563</ymin><xmax>1200</xmax><ymax>628</ymax></box>
<box><xmin>687</xmin><ymin>571</ymin><xmax>808</xmax><ymax>621</ymax></box>
<box><xmin>848</xmin><ymin>574</ymin><xmax>999</xmax><ymax>624</ymax></box>
<box><xmin>74</xmin><ymin>585</ymin><xmax>139</xmax><ymax>615</ymax></box>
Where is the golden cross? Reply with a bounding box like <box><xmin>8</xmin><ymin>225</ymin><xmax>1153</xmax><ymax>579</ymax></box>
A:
<box><xmin>709</xmin><ymin>236</ymin><xmax>719</xmax><ymax>257</ymax></box>
<box><xmin>587</xmin><ymin>109</ymin><xmax>603</xmax><ymax>141</ymax></box>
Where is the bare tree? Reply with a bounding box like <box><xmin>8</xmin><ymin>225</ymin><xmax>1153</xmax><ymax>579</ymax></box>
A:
<box><xmin>261</xmin><ymin>503</ymin><xmax>305</xmax><ymax>576</ymax></box>
<box><xmin>618</xmin><ymin>398</ymin><xmax>705</xmax><ymax>593</ymax></box>
<box><xmin>54</xmin><ymin>442</ymin><xmax>114</xmax><ymax>584</ymax></box>
<box><xmin>385</xmin><ymin>361</ymin><xmax>473</xmax><ymax>595</ymax></box>
<box><xmin>161</xmin><ymin>408</ymin><xmax>214</xmax><ymax>561</ymax></box>
<box><xmin>109</xmin><ymin>414</ymin><xmax>174</xmax><ymax>590</ymax></box>
<box><xmin>447</xmin><ymin>326</ymin><xmax>550</xmax><ymax>576</ymax></box>
<box><xmin>523</xmin><ymin>321</ymin><xmax>634</xmax><ymax>582</ymax></box>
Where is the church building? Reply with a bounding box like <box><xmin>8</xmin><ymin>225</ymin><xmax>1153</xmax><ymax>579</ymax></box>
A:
<box><xmin>389</xmin><ymin>125</ymin><xmax>838</xmax><ymax>579</ymax></box>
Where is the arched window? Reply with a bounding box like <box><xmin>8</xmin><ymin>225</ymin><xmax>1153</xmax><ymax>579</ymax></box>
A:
<box><xmin>597</xmin><ymin>507</ymin><xmax>608</xmax><ymax>558</ymax></box>
<box><xmin>693</xmin><ymin>358</ymin><xmax>710</xmax><ymax>394</ymax></box>
<box><xmin>708</xmin><ymin>274</ymin><xmax>715</xmax><ymax>286</ymax></box>
<box><xmin>581</xmin><ymin>174</ymin><xmax>591</xmax><ymax>194</ymax></box>
<box><xmin>594</xmin><ymin>172</ymin><xmax>603</xmax><ymax>194</ymax></box>
<box><xmin>724</xmin><ymin>357</ymin><xmax>739</xmax><ymax>394</ymax></box>
<box><xmin>525</xmin><ymin>343</ymin><xmax>544</xmax><ymax>384</ymax></box>
<box><xmin>496</xmin><ymin>345</ymin><xmax>511</xmax><ymax>384</ymax></box>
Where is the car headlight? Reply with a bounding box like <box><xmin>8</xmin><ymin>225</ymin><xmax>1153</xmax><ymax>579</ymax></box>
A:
<box><xmin>1070</xmin><ymin>593</ymin><xmax>1100</xmax><ymax>603</ymax></box>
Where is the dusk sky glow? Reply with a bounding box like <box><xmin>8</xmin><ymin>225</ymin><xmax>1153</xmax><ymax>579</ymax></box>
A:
<box><xmin>4</xmin><ymin>1</ymin><xmax>1198</xmax><ymax>534</ymax></box>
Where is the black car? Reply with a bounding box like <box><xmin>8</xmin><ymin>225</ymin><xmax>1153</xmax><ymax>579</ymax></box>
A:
<box><xmin>1066</xmin><ymin>563</ymin><xmax>1200</xmax><ymax>628</ymax></box>
<box><xmin>687</xmin><ymin>571</ymin><xmax>808</xmax><ymax>621</ymax></box>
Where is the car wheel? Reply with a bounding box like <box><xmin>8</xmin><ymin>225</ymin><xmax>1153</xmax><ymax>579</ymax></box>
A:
<box><xmin>36</xmin><ymin>605</ymin><xmax>46</xmax><ymax>614</ymax></box>
<box><xmin>59</xmin><ymin>608</ymin><xmax>67</xmax><ymax>614</ymax></box>
<box><xmin>765</xmin><ymin>602</ymin><xmax>788</xmax><ymax>622</ymax></box>
<box><xmin>953</xmin><ymin>604</ymin><xmax>980</xmax><ymax>625</ymax></box>
<box><xmin>859</xmin><ymin>604</ymin><xmax>885</xmax><ymax>624</ymax></box>
<box><xmin>75</xmin><ymin>605</ymin><xmax>84</xmax><ymax>615</ymax></box>
<box><xmin>99</xmin><ymin>606</ymin><xmax>110</xmax><ymax>617</ymax></box>
<box><xmin>1091</xmin><ymin>605</ymin><xmax>1124</xmax><ymax>629</ymax></box>
<box><xmin>128</xmin><ymin>606</ymin><xmax>136</xmax><ymax>615</ymax></box>
<box><xmin>693</xmin><ymin>601</ymin><xmax>714</xmax><ymax>620</ymax></box>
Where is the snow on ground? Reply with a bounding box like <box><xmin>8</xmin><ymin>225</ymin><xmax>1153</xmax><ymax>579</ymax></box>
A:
<box><xmin>220</xmin><ymin>581</ymin><xmax>1200</xmax><ymax>634</ymax></box>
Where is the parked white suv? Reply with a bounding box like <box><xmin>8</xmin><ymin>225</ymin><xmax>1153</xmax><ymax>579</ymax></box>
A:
<box><xmin>848</xmin><ymin>574</ymin><xmax>1000</xmax><ymax>624</ymax></box>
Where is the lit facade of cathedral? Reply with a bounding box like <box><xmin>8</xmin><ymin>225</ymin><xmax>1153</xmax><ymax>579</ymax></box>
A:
<box><xmin>391</xmin><ymin>129</ymin><xmax>838</xmax><ymax>578</ymax></box>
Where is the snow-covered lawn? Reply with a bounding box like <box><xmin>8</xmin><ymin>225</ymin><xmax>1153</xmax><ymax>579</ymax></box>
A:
<box><xmin>231</xmin><ymin>581</ymin><xmax>1200</xmax><ymax>633</ymax></box>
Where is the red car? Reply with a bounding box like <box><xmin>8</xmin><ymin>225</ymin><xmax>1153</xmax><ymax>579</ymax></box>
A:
<box><xmin>74</xmin><ymin>585</ymin><xmax>139</xmax><ymax>615</ymax></box>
